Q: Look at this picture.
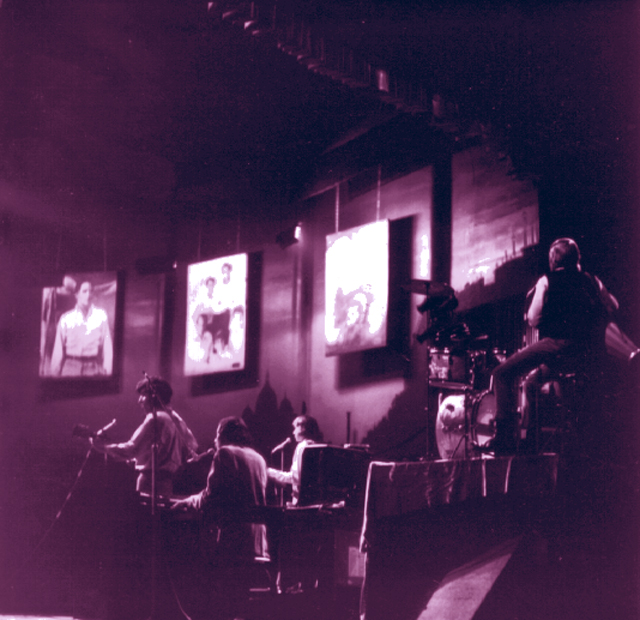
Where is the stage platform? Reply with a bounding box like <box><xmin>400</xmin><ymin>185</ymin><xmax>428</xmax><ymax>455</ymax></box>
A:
<box><xmin>358</xmin><ymin>454</ymin><xmax>560</xmax><ymax>620</ymax></box>
<box><xmin>358</xmin><ymin>452</ymin><xmax>638</xmax><ymax>620</ymax></box>
<box><xmin>360</xmin><ymin>454</ymin><xmax>559</xmax><ymax>548</ymax></box>
<box><xmin>2</xmin><ymin>453</ymin><xmax>637</xmax><ymax>620</ymax></box>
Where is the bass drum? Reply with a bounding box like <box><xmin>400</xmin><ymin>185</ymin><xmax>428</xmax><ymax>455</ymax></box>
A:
<box><xmin>471</xmin><ymin>390</ymin><xmax>498</xmax><ymax>449</ymax></box>
<box><xmin>435</xmin><ymin>393</ymin><xmax>471</xmax><ymax>460</ymax></box>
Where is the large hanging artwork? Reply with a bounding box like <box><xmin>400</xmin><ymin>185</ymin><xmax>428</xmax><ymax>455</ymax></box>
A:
<box><xmin>40</xmin><ymin>271</ymin><xmax>119</xmax><ymax>379</ymax></box>
<box><xmin>184</xmin><ymin>253</ymin><xmax>248</xmax><ymax>376</ymax></box>
<box><xmin>325</xmin><ymin>220</ymin><xmax>389</xmax><ymax>356</ymax></box>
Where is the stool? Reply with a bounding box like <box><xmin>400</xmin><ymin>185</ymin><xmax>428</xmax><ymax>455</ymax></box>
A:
<box><xmin>247</xmin><ymin>556</ymin><xmax>280</xmax><ymax>598</ymax></box>
<box><xmin>529</xmin><ymin>370</ymin><xmax>584</xmax><ymax>455</ymax></box>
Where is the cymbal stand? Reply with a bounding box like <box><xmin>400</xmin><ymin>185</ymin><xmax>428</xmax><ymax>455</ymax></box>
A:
<box><xmin>278</xmin><ymin>450</ymin><xmax>285</xmax><ymax>507</ymax></box>
<box><xmin>421</xmin><ymin>303</ymin><xmax>442</xmax><ymax>459</ymax></box>
<box><xmin>463</xmin><ymin>389</ymin><xmax>472</xmax><ymax>458</ymax></box>
<box><xmin>410</xmin><ymin>279</ymin><xmax>459</xmax><ymax>460</ymax></box>
<box><xmin>423</xmin><ymin>314</ymin><xmax>433</xmax><ymax>459</ymax></box>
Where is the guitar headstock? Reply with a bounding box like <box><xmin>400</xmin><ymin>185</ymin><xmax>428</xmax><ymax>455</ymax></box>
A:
<box><xmin>72</xmin><ymin>419</ymin><xmax>115</xmax><ymax>442</ymax></box>
<box><xmin>72</xmin><ymin>424</ymin><xmax>95</xmax><ymax>440</ymax></box>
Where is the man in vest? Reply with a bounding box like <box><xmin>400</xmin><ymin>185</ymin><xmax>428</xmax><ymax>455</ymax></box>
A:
<box><xmin>488</xmin><ymin>238</ymin><xmax>618</xmax><ymax>455</ymax></box>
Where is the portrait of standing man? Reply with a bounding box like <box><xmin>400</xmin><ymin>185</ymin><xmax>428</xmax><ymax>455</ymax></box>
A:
<box><xmin>40</xmin><ymin>272</ymin><xmax>117</xmax><ymax>378</ymax></box>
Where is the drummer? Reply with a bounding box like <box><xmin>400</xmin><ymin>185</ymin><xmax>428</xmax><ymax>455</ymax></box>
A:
<box><xmin>487</xmin><ymin>238</ymin><xmax>618</xmax><ymax>455</ymax></box>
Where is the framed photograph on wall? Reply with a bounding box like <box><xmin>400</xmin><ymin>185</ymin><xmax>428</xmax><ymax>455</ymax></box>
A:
<box><xmin>325</xmin><ymin>220</ymin><xmax>389</xmax><ymax>356</ymax></box>
<box><xmin>40</xmin><ymin>271</ymin><xmax>120</xmax><ymax>379</ymax></box>
<box><xmin>184</xmin><ymin>253</ymin><xmax>248</xmax><ymax>376</ymax></box>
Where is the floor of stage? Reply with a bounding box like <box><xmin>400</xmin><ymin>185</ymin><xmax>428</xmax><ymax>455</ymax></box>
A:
<box><xmin>2</xmin><ymin>536</ymin><xmax>637</xmax><ymax>620</ymax></box>
<box><xmin>3</xmin><ymin>521</ymin><xmax>638</xmax><ymax>620</ymax></box>
<box><xmin>0</xmin><ymin>587</ymin><xmax>362</xmax><ymax>620</ymax></box>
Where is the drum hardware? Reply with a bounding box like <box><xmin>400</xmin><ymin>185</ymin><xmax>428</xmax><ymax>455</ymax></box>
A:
<box><xmin>409</xmin><ymin>278</ymin><xmax>509</xmax><ymax>459</ymax></box>
<box><xmin>430</xmin><ymin>380</ymin><xmax>472</xmax><ymax>392</ymax></box>
<box><xmin>408</xmin><ymin>279</ymin><xmax>459</xmax><ymax>458</ymax></box>
<box><xmin>435</xmin><ymin>390</ymin><xmax>474</xmax><ymax>459</ymax></box>
<box><xmin>427</xmin><ymin>346</ymin><xmax>504</xmax><ymax>392</ymax></box>
<box><xmin>605</xmin><ymin>321</ymin><xmax>640</xmax><ymax>363</ymax></box>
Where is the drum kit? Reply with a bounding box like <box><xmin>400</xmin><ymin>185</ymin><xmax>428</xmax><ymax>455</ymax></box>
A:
<box><xmin>405</xmin><ymin>279</ymin><xmax>507</xmax><ymax>460</ymax></box>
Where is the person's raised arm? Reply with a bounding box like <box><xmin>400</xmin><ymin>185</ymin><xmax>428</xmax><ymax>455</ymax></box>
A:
<box><xmin>91</xmin><ymin>413</ymin><xmax>152</xmax><ymax>461</ymax></box>
<box><xmin>593</xmin><ymin>275</ymin><xmax>619</xmax><ymax>315</ymax></box>
<box><xmin>526</xmin><ymin>275</ymin><xmax>548</xmax><ymax>328</ymax></box>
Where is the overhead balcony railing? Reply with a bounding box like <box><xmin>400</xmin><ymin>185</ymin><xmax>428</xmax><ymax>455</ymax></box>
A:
<box><xmin>205</xmin><ymin>0</ymin><xmax>459</xmax><ymax>121</ymax></box>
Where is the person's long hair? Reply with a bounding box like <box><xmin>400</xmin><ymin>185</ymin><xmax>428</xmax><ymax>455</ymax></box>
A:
<box><xmin>136</xmin><ymin>376</ymin><xmax>172</xmax><ymax>410</ymax></box>
<box><xmin>296</xmin><ymin>415</ymin><xmax>323</xmax><ymax>442</ymax></box>
<box><xmin>217</xmin><ymin>416</ymin><xmax>254</xmax><ymax>447</ymax></box>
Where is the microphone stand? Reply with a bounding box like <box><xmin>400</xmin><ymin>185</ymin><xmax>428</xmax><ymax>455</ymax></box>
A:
<box><xmin>424</xmin><ymin>308</ymin><xmax>434</xmax><ymax>459</ymax></box>
<box><xmin>271</xmin><ymin>437</ymin><xmax>292</xmax><ymax>507</ymax></box>
<box><xmin>279</xmin><ymin>450</ymin><xmax>285</xmax><ymax>507</ymax></box>
<box><xmin>142</xmin><ymin>372</ymin><xmax>161</xmax><ymax>620</ymax></box>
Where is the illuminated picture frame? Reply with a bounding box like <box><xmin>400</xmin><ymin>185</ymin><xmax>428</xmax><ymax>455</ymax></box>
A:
<box><xmin>184</xmin><ymin>253</ymin><xmax>248</xmax><ymax>376</ymax></box>
<box><xmin>39</xmin><ymin>271</ymin><xmax>119</xmax><ymax>379</ymax></box>
<box><xmin>325</xmin><ymin>220</ymin><xmax>389</xmax><ymax>356</ymax></box>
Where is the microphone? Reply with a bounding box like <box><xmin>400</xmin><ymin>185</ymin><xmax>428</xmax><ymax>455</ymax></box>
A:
<box><xmin>98</xmin><ymin>419</ymin><xmax>117</xmax><ymax>436</ymax></box>
<box><xmin>271</xmin><ymin>437</ymin><xmax>292</xmax><ymax>454</ymax></box>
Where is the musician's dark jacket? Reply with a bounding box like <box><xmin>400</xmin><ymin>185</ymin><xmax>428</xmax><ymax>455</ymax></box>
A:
<box><xmin>528</xmin><ymin>269</ymin><xmax>615</xmax><ymax>350</ymax></box>
<box><xmin>178</xmin><ymin>444</ymin><xmax>270</xmax><ymax>565</ymax></box>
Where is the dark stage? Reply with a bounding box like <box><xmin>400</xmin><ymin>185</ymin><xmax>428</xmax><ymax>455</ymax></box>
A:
<box><xmin>4</xmin><ymin>448</ymin><xmax>637</xmax><ymax>620</ymax></box>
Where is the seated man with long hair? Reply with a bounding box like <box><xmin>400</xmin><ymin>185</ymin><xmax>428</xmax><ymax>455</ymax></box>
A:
<box><xmin>172</xmin><ymin>416</ymin><xmax>270</xmax><ymax>619</ymax></box>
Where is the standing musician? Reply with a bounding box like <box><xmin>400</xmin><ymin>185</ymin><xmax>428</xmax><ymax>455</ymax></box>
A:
<box><xmin>91</xmin><ymin>376</ymin><xmax>198</xmax><ymax>497</ymax></box>
<box><xmin>486</xmin><ymin>238</ymin><xmax>619</xmax><ymax>455</ymax></box>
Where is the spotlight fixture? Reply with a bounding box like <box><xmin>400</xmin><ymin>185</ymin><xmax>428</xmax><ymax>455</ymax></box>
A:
<box><xmin>276</xmin><ymin>223</ymin><xmax>302</xmax><ymax>249</ymax></box>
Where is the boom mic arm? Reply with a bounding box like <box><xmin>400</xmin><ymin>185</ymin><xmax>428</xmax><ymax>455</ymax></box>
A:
<box><xmin>271</xmin><ymin>437</ymin><xmax>292</xmax><ymax>454</ymax></box>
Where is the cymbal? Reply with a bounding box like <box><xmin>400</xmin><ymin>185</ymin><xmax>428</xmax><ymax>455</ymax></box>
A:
<box><xmin>417</xmin><ymin>294</ymin><xmax>458</xmax><ymax>314</ymax></box>
<box><xmin>403</xmin><ymin>279</ymin><xmax>454</xmax><ymax>297</ymax></box>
